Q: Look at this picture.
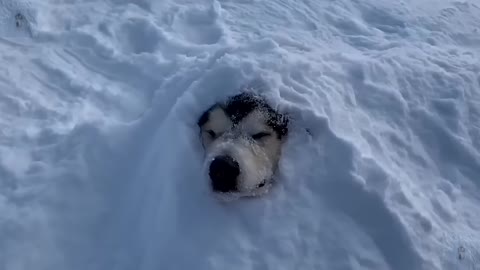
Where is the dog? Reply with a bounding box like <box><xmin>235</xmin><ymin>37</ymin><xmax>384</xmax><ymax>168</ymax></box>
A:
<box><xmin>197</xmin><ymin>92</ymin><xmax>289</xmax><ymax>199</ymax></box>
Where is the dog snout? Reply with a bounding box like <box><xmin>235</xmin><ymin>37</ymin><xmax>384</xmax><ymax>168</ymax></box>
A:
<box><xmin>209</xmin><ymin>155</ymin><xmax>240</xmax><ymax>192</ymax></box>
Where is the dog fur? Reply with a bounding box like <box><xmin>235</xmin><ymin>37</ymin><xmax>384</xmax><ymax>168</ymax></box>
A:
<box><xmin>198</xmin><ymin>92</ymin><xmax>288</xmax><ymax>199</ymax></box>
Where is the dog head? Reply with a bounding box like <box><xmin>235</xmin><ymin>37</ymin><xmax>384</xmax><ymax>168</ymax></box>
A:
<box><xmin>197</xmin><ymin>92</ymin><xmax>288</xmax><ymax>198</ymax></box>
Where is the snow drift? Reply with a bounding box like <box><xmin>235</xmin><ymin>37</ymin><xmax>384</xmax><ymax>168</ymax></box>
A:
<box><xmin>0</xmin><ymin>0</ymin><xmax>479</xmax><ymax>269</ymax></box>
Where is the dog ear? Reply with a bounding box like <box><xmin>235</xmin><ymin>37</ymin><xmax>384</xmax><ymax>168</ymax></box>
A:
<box><xmin>278</xmin><ymin>113</ymin><xmax>289</xmax><ymax>137</ymax></box>
<box><xmin>267</xmin><ymin>111</ymin><xmax>289</xmax><ymax>139</ymax></box>
<box><xmin>197</xmin><ymin>104</ymin><xmax>219</xmax><ymax>127</ymax></box>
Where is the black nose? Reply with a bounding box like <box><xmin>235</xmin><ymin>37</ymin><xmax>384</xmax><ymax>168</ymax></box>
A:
<box><xmin>209</xmin><ymin>155</ymin><xmax>240</xmax><ymax>192</ymax></box>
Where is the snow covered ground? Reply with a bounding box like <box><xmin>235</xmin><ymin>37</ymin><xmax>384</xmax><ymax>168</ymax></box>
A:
<box><xmin>0</xmin><ymin>0</ymin><xmax>479</xmax><ymax>269</ymax></box>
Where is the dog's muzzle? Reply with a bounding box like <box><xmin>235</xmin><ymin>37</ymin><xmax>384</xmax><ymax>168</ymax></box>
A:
<box><xmin>209</xmin><ymin>155</ymin><xmax>240</xmax><ymax>193</ymax></box>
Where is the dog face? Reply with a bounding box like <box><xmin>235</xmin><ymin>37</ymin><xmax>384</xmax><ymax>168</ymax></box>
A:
<box><xmin>198</xmin><ymin>93</ymin><xmax>288</xmax><ymax>198</ymax></box>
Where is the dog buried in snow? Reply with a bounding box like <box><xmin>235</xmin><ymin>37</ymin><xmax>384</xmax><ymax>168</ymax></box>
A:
<box><xmin>197</xmin><ymin>92</ymin><xmax>289</xmax><ymax>200</ymax></box>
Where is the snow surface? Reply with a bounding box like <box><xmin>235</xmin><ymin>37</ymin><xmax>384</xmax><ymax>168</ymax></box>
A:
<box><xmin>0</xmin><ymin>0</ymin><xmax>479</xmax><ymax>269</ymax></box>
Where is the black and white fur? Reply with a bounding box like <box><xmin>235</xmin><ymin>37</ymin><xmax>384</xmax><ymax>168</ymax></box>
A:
<box><xmin>198</xmin><ymin>92</ymin><xmax>289</xmax><ymax>199</ymax></box>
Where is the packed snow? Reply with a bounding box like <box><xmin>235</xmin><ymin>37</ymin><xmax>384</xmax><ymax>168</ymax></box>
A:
<box><xmin>0</xmin><ymin>0</ymin><xmax>479</xmax><ymax>269</ymax></box>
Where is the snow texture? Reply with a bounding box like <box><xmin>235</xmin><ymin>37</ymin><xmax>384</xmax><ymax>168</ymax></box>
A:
<box><xmin>0</xmin><ymin>0</ymin><xmax>479</xmax><ymax>269</ymax></box>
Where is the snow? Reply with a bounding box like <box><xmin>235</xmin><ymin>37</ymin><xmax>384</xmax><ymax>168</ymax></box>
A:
<box><xmin>0</xmin><ymin>0</ymin><xmax>479</xmax><ymax>269</ymax></box>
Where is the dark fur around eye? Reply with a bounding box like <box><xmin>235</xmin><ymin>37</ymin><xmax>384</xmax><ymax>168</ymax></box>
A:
<box><xmin>206</xmin><ymin>130</ymin><xmax>216</xmax><ymax>138</ymax></box>
<box><xmin>252</xmin><ymin>132</ymin><xmax>271</xmax><ymax>140</ymax></box>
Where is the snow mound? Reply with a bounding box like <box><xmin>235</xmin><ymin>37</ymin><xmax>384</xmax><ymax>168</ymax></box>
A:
<box><xmin>0</xmin><ymin>0</ymin><xmax>479</xmax><ymax>270</ymax></box>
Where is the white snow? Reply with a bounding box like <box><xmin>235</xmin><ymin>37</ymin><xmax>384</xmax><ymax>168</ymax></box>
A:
<box><xmin>1</xmin><ymin>0</ymin><xmax>479</xmax><ymax>269</ymax></box>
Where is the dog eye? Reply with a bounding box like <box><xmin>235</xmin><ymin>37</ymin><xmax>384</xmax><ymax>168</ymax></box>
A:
<box><xmin>206</xmin><ymin>130</ymin><xmax>216</xmax><ymax>138</ymax></box>
<box><xmin>251</xmin><ymin>132</ymin><xmax>271</xmax><ymax>140</ymax></box>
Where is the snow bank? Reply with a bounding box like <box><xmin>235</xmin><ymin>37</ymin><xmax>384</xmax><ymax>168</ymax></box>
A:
<box><xmin>0</xmin><ymin>0</ymin><xmax>479</xmax><ymax>269</ymax></box>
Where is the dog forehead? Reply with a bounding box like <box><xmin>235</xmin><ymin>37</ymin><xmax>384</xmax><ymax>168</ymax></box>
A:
<box><xmin>224</xmin><ymin>93</ymin><xmax>268</xmax><ymax>123</ymax></box>
<box><xmin>236</xmin><ymin>110</ymin><xmax>270</xmax><ymax>131</ymax></box>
